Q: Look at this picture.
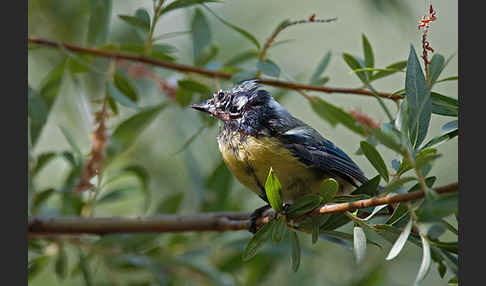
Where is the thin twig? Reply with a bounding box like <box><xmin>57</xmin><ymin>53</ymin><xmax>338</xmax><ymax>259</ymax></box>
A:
<box><xmin>28</xmin><ymin>36</ymin><xmax>401</xmax><ymax>100</ymax></box>
<box><xmin>28</xmin><ymin>182</ymin><xmax>457</xmax><ymax>235</ymax></box>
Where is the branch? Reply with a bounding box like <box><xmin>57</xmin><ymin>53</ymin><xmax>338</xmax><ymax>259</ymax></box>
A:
<box><xmin>28</xmin><ymin>183</ymin><xmax>457</xmax><ymax>235</ymax></box>
<box><xmin>28</xmin><ymin>36</ymin><xmax>401</xmax><ymax>100</ymax></box>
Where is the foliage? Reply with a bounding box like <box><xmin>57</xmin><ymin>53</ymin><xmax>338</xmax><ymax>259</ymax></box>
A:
<box><xmin>28</xmin><ymin>1</ymin><xmax>457</xmax><ymax>285</ymax></box>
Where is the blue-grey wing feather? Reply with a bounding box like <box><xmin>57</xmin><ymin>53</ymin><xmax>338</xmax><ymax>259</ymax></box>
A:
<box><xmin>267</xmin><ymin>118</ymin><xmax>368</xmax><ymax>186</ymax></box>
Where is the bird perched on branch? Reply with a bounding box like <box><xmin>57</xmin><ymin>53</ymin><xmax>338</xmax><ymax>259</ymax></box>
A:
<box><xmin>191</xmin><ymin>80</ymin><xmax>368</xmax><ymax>232</ymax></box>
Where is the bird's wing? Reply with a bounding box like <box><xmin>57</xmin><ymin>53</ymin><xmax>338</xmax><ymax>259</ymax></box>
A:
<box><xmin>277</xmin><ymin>124</ymin><xmax>368</xmax><ymax>186</ymax></box>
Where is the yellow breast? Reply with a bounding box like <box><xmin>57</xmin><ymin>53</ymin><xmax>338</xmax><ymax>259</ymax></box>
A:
<box><xmin>218</xmin><ymin>133</ymin><xmax>324</xmax><ymax>203</ymax></box>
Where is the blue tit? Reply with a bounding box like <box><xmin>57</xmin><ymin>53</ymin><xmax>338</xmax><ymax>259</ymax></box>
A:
<box><xmin>191</xmin><ymin>80</ymin><xmax>369</xmax><ymax>231</ymax></box>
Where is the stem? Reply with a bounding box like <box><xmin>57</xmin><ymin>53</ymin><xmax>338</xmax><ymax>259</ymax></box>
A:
<box><xmin>28</xmin><ymin>36</ymin><xmax>401</xmax><ymax>100</ymax></box>
<box><xmin>28</xmin><ymin>183</ymin><xmax>457</xmax><ymax>235</ymax></box>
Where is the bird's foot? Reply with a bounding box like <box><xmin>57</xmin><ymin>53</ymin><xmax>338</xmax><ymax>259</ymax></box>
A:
<box><xmin>248</xmin><ymin>204</ymin><xmax>275</xmax><ymax>234</ymax></box>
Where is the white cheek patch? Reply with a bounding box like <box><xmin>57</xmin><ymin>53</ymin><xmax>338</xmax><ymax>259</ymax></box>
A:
<box><xmin>234</xmin><ymin>96</ymin><xmax>248</xmax><ymax>111</ymax></box>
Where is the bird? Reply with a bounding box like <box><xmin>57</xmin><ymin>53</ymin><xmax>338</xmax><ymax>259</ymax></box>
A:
<box><xmin>191</xmin><ymin>80</ymin><xmax>369</xmax><ymax>232</ymax></box>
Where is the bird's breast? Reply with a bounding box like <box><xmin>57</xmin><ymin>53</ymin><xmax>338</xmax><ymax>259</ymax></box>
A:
<box><xmin>217</xmin><ymin>131</ymin><xmax>324</xmax><ymax>203</ymax></box>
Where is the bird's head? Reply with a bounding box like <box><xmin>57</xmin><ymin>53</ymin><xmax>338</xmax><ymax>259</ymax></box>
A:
<box><xmin>190</xmin><ymin>79</ymin><xmax>273</xmax><ymax>123</ymax></box>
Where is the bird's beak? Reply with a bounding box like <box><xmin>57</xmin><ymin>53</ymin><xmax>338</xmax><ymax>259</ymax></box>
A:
<box><xmin>190</xmin><ymin>99</ymin><xmax>214</xmax><ymax>114</ymax></box>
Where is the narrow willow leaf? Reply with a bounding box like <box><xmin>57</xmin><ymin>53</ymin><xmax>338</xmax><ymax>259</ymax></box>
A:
<box><xmin>286</xmin><ymin>194</ymin><xmax>322</xmax><ymax>217</ymax></box>
<box><xmin>373</xmin><ymin>224</ymin><xmax>422</xmax><ymax>248</ymax></box>
<box><xmin>435</xmin><ymin>76</ymin><xmax>458</xmax><ymax>84</ymax></box>
<box><xmin>310</xmin><ymin>51</ymin><xmax>331</xmax><ymax>84</ymax></box>
<box><xmin>417</xmin><ymin>192</ymin><xmax>458</xmax><ymax>222</ymax></box>
<box><xmin>448</xmin><ymin>277</ymin><xmax>458</xmax><ymax>285</ymax></box>
<box><xmin>118</xmin><ymin>13</ymin><xmax>150</xmax><ymax>32</ymax></box>
<box><xmin>370</xmin><ymin>60</ymin><xmax>408</xmax><ymax>81</ymax></box>
<box><xmin>320</xmin><ymin>230</ymin><xmax>382</xmax><ymax>249</ymax></box>
<box><xmin>366</xmin><ymin>125</ymin><xmax>404</xmax><ymax>154</ymax></box>
<box><xmin>55</xmin><ymin>245</ymin><xmax>68</xmax><ymax>280</ymax></box>
<box><xmin>87</xmin><ymin>0</ymin><xmax>112</xmax><ymax>46</ymax></box>
<box><xmin>106</xmin><ymin>104</ymin><xmax>167</xmax><ymax>161</ymax></box>
<box><xmin>354</xmin><ymin>175</ymin><xmax>381</xmax><ymax>196</ymax></box>
<box><xmin>98</xmin><ymin>187</ymin><xmax>138</xmax><ymax>204</ymax></box>
<box><xmin>33</xmin><ymin>152</ymin><xmax>57</xmax><ymax>175</ymax></box>
<box><xmin>312</xmin><ymin>217</ymin><xmax>320</xmax><ymax>244</ymax></box>
<box><xmin>362</xmin><ymin>34</ymin><xmax>374</xmax><ymax>79</ymax></box>
<box><xmin>106</xmin><ymin>82</ymin><xmax>139</xmax><ymax>109</ymax></box>
<box><xmin>386</xmin><ymin>219</ymin><xmax>413</xmax><ymax>260</ymax></box>
<box><xmin>59</xmin><ymin>126</ymin><xmax>82</xmax><ymax>160</ymax></box>
<box><xmin>265</xmin><ymin>167</ymin><xmax>283</xmax><ymax>212</ymax></box>
<box><xmin>28</xmin><ymin>256</ymin><xmax>51</xmax><ymax>281</ymax></box>
<box><xmin>242</xmin><ymin>220</ymin><xmax>274</xmax><ymax>261</ymax></box>
<box><xmin>431</xmin><ymin>92</ymin><xmax>458</xmax><ymax>117</ymax></box>
<box><xmin>397</xmin><ymin>148</ymin><xmax>437</xmax><ymax>176</ymax></box>
<box><xmin>442</xmin><ymin>120</ymin><xmax>458</xmax><ymax>133</ymax></box>
<box><xmin>114</xmin><ymin>72</ymin><xmax>138</xmax><ymax>102</ymax></box>
<box><xmin>363</xmin><ymin>204</ymin><xmax>389</xmax><ymax>221</ymax></box>
<box><xmin>343</xmin><ymin>53</ymin><xmax>368</xmax><ymax>83</ymax></box>
<box><xmin>257</xmin><ymin>59</ymin><xmax>281</xmax><ymax>77</ymax></box>
<box><xmin>32</xmin><ymin>188</ymin><xmax>56</xmax><ymax>214</ymax></box>
<box><xmin>422</xmin><ymin>129</ymin><xmax>458</xmax><ymax>151</ymax></box>
<box><xmin>428</xmin><ymin>54</ymin><xmax>446</xmax><ymax>87</ymax></box>
<box><xmin>79</xmin><ymin>250</ymin><xmax>93</xmax><ymax>286</ymax></box>
<box><xmin>386</xmin><ymin>203</ymin><xmax>409</xmax><ymax>225</ymax></box>
<box><xmin>272</xmin><ymin>216</ymin><xmax>287</xmax><ymax>243</ymax></box>
<box><xmin>160</xmin><ymin>0</ymin><xmax>221</xmax><ymax>16</ymax></box>
<box><xmin>203</xmin><ymin>4</ymin><xmax>260</xmax><ymax>49</ymax></box>
<box><xmin>151</xmin><ymin>44</ymin><xmax>177</xmax><ymax>61</ymax></box>
<box><xmin>178</xmin><ymin>79</ymin><xmax>212</xmax><ymax>95</ymax></box>
<box><xmin>310</xmin><ymin>96</ymin><xmax>366</xmax><ymax>135</ymax></box>
<box><xmin>319</xmin><ymin>178</ymin><xmax>339</xmax><ymax>203</ymax></box>
<box><xmin>414</xmin><ymin>235</ymin><xmax>432</xmax><ymax>286</ymax></box>
<box><xmin>191</xmin><ymin>8</ymin><xmax>211</xmax><ymax>63</ymax></box>
<box><xmin>406</xmin><ymin>45</ymin><xmax>432</xmax><ymax>149</ymax></box>
<box><xmin>353</xmin><ymin>226</ymin><xmax>367</xmax><ymax>264</ymax></box>
<box><xmin>290</xmin><ymin>231</ymin><xmax>301</xmax><ymax>272</ymax></box>
<box><xmin>194</xmin><ymin>44</ymin><xmax>219</xmax><ymax>67</ymax></box>
<box><xmin>391</xmin><ymin>159</ymin><xmax>401</xmax><ymax>171</ymax></box>
<box><xmin>360</xmin><ymin>141</ymin><xmax>389</xmax><ymax>182</ymax></box>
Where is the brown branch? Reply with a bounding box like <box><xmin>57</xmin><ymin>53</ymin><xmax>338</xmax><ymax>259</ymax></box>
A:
<box><xmin>28</xmin><ymin>36</ymin><xmax>401</xmax><ymax>100</ymax></box>
<box><xmin>28</xmin><ymin>183</ymin><xmax>457</xmax><ymax>235</ymax></box>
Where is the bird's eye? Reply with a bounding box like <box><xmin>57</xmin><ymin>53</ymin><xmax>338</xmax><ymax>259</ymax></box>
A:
<box><xmin>217</xmin><ymin>91</ymin><xmax>225</xmax><ymax>100</ymax></box>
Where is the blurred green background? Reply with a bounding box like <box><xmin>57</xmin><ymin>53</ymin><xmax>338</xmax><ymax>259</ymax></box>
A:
<box><xmin>28</xmin><ymin>0</ymin><xmax>458</xmax><ymax>285</ymax></box>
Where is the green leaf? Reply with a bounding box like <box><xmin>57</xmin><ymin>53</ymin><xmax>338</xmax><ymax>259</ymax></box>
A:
<box><xmin>310</xmin><ymin>97</ymin><xmax>366</xmax><ymax>135</ymax></box>
<box><xmin>59</xmin><ymin>126</ymin><xmax>82</xmax><ymax>160</ymax></box>
<box><xmin>194</xmin><ymin>44</ymin><xmax>218</xmax><ymax>67</ymax></box>
<box><xmin>118</xmin><ymin>12</ymin><xmax>150</xmax><ymax>32</ymax></box>
<box><xmin>362</xmin><ymin>34</ymin><xmax>374</xmax><ymax>73</ymax></box>
<box><xmin>33</xmin><ymin>152</ymin><xmax>57</xmax><ymax>175</ymax></box>
<box><xmin>320</xmin><ymin>230</ymin><xmax>382</xmax><ymax>249</ymax></box>
<box><xmin>415</xmin><ymin>235</ymin><xmax>432</xmax><ymax>286</ymax></box>
<box><xmin>28</xmin><ymin>256</ymin><xmax>51</xmax><ymax>281</ymax></box>
<box><xmin>203</xmin><ymin>160</ymin><xmax>233</xmax><ymax>211</ymax></box>
<box><xmin>79</xmin><ymin>250</ymin><xmax>93</xmax><ymax>286</ymax></box>
<box><xmin>114</xmin><ymin>71</ymin><xmax>138</xmax><ymax>102</ymax></box>
<box><xmin>98</xmin><ymin>187</ymin><xmax>139</xmax><ymax>204</ymax></box>
<box><xmin>370</xmin><ymin>60</ymin><xmax>408</xmax><ymax>81</ymax></box>
<box><xmin>386</xmin><ymin>218</ymin><xmax>413</xmax><ymax>260</ymax></box>
<box><xmin>442</xmin><ymin>120</ymin><xmax>458</xmax><ymax>133</ymax></box>
<box><xmin>310</xmin><ymin>51</ymin><xmax>332</xmax><ymax>84</ymax></box>
<box><xmin>120</xmin><ymin>165</ymin><xmax>151</xmax><ymax>210</ymax></box>
<box><xmin>151</xmin><ymin>44</ymin><xmax>177</xmax><ymax>61</ymax></box>
<box><xmin>417</xmin><ymin>192</ymin><xmax>458</xmax><ymax>222</ymax></box>
<box><xmin>55</xmin><ymin>245</ymin><xmax>68</xmax><ymax>280</ymax></box>
<box><xmin>87</xmin><ymin>0</ymin><xmax>112</xmax><ymax>46</ymax></box>
<box><xmin>203</xmin><ymin>4</ymin><xmax>260</xmax><ymax>49</ymax></box>
<box><xmin>156</xmin><ymin>192</ymin><xmax>184</xmax><ymax>214</ymax></box>
<box><xmin>265</xmin><ymin>167</ymin><xmax>283</xmax><ymax>212</ymax></box>
<box><xmin>272</xmin><ymin>216</ymin><xmax>287</xmax><ymax>243</ymax></box>
<box><xmin>160</xmin><ymin>0</ymin><xmax>221</xmax><ymax>16</ymax></box>
<box><xmin>257</xmin><ymin>59</ymin><xmax>281</xmax><ymax>77</ymax></box>
<box><xmin>106</xmin><ymin>104</ymin><xmax>167</xmax><ymax>161</ymax></box>
<box><xmin>290</xmin><ymin>231</ymin><xmax>301</xmax><ymax>272</ymax></box>
<box><xmin>360</xmin><ymin>141</ymin><xmax>389</xmax><ymax>182</ymax></box>
<box><xmin>106</xmin><ymin>82</ymin><xmax>139</xmax><ymax>109</ymax></box>
<box><xmin>431</xmin><ymin>92</ymin><xmax>458</xmax><ymax>117</ymax></box>
<box><xmin>28</xmin><ymin>86</ymin><xmax>48</xmax><ymax>147</ymax></box>
<box><xmin>343</xmin><ymin>53</ymin><xmax>368</xmax><ymax>83</ymax></box>
<box><xmin>353</xmin><ymin>226</ymin><xmax>367</xmax><ymax>264</ymax></box>
<box><xmin>191</xmin><ymin>8</ymin><xmax>211</xmax><ymax>63</ymax></box>
<box><xmin>406</xmin><ymin>45</ymin><xmax>432</xmax><ymax>149</ymax></box>
<box><xmin>448</xmin><ymin>277</ymin><xmax>458</xmax><ymax>285</ymax></box>
<box><xmin>373</xmin><ymin>224</ymin><xmax>422</xmax><ymax>248</ymax></box>
<box><xmin>354</xmin><ymin>175</ymin><xmax>381</xmax><ymax>196</ymax></box>
<box><xmin>242</xmin><ymin>220</ymin><xmax>274</xmax><ymax>261</ymax></box>
<box><xmin>311</xmin><ymin>217</ymin><xmax>320</xmax><ymax>244</ymax></box>
<box><xmin>319</xmin><ymin>178</ymin><xmax>339</xmax><ymax>203</ymax></box>
<box><xmin>364</xmin><ymin>124</ymin><xmax>404</xmax><ymax>154</ymax></box>
<box><xmin>386</xmin><ymin>203</ymin><xmax>409</xmax><ymax>225</ymax></box>
<box><xmin>32</xmin><ymin>188</ymin><xmax>56</xmax><ymax>214</ymax></box>
<box><xmin>286</xmin><ymin>194</ymin><xmax>322</xmax><ymax>218</ymax></box>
